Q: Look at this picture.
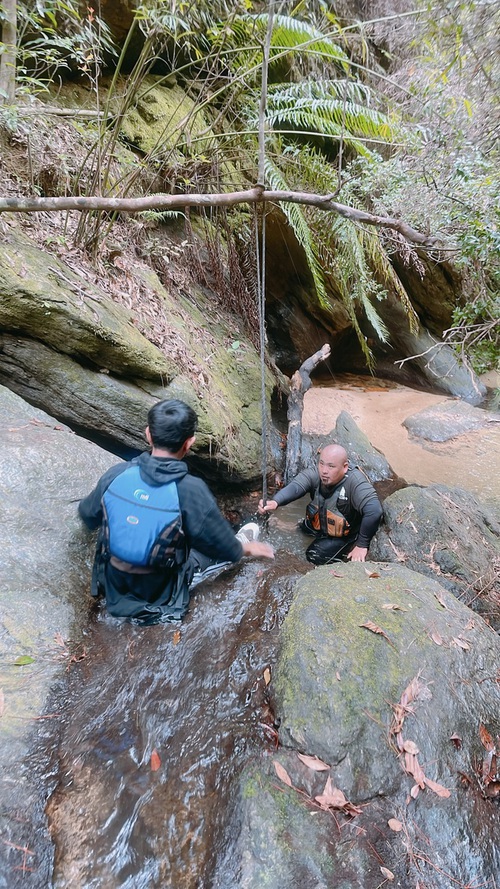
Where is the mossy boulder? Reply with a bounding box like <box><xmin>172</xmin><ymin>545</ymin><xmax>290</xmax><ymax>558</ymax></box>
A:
<box><xmin>0</xmin><ymin>226</ymin><xmax>174</xmax><ymax>380</ymax></box>
<box><xmin>222</xmin><ymin>563</ymin><xmax>500</xmax><ymax>888</ymax></box>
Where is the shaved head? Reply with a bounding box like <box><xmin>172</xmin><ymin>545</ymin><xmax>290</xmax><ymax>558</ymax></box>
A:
<box><xmin>318</xmin><ymin>444</ymin><xmax>349</xmax><ymax>486</ymax></box>
<box><xmin>320</xmin><ymin>444</ymin><xmax>347</xmax><ymax>464</ymax></box>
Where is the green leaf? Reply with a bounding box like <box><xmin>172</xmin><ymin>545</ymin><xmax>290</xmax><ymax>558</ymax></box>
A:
<box><xmin>14</xmin><ymin>655</ymin><xmax>35</xmax><ymax>666</ymax></box>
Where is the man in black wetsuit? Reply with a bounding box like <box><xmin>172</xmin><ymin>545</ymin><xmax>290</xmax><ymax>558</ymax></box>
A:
<box><xmin>79</xmin><ymin>398</ymin><xmax>274</xmax><ymax>624</ymax></box>
<box><xmin>258</xmin><ymin>444</ymin><xmax>382</xmax><ymax>565</ymax></box>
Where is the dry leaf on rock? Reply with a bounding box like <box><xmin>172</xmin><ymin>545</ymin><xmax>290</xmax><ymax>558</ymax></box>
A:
<box><xmin>382</xmin><ymin>603</ymin><xmax>406</xmax><ymax>611</ymax></box>
<box><xmin>424</xmin><ymin>777</ymin><xmax>451</xmax><ymax>798</ymax></box>
<box><xmin>365</xmin><ymin>569</ymin><xmax>380</xmax><ymax>578</ymax></box>
<box><xmin>150</xmin><ymin>749</ymin><xmax>161</xmax><ymax>771</ymax></box>
<box><xmin>380</xmin><ymin>866</ymin><xmax>395</xmax><ymax>881</ymax></box>
<box><xmin>297</xmin><ymin>753</ymin><xmax>330</xmax><ymax>771</ymax></box>
<box><xmin>403</xmin><ymin>739</ymin><xmax>420</xmax><ymax>755</ymax></box>
<box><xmin>314</xmin><ymin>776</ymin><xmax>347</xmax><ymax>809</ymax></box>
<box><xmin>388</xmin><ymin>818</ymin><xmax>403</xmax><ymax>832</ymax></box>
<box><xmin>452</xmin><ymin>636</ymin><xmax>470</xmax><ymax>650</ymax></box>
<box><xmin>360</xmin><ymin>621</ymin><xmax>396</xmax><ymax>649</ymax></box>
<box><xmin>430</xmin><ymin>631</ymin><xmax>443</xmax><ymax>645</ymax></box>
<box><xmin>172</xmin><ymin>630</ymin><xmax>181</xmax><ymax>646</ymax></box>
<box><xmin>410</xmin><ymin>784</ymin><xmax>420</xmax><ymax>799</ymax></box>
<box><xmin>434</xmin><ymin>591</ymin><xmax>449</xmax><ymax>609</ymax></box>
<box><xmin>263</xmin><ymin>667</ymin><xmax>271</xmax><ymax>686</ymax></box>
<box><xmin>479</xmin><ymin>724</ymin><xmax>495</xmax><ymax>752</ymax></box>
<box><xmin>274</xmin><ymin>760</ymin><xmax>292</xmax><ymax>787</ymax></box>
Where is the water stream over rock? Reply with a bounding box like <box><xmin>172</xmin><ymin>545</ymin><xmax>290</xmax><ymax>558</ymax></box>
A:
<box><xmin>42</xmin><ymin>556</ymin><xmax>308</xmax><ymax>888</ymax></box>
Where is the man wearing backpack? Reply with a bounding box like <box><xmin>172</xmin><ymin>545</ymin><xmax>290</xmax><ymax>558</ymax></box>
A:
<box><xmin>258</xmin><ymin>443</ymin><xmax>382</xmax><ymax>565</ymax></box>
<box><xmin>79</xmin><ymin>399</ymin><xmax>274</xmax><ymax>625</ymax></box>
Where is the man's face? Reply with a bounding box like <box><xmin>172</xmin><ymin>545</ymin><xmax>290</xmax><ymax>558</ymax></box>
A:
<box><xmin>318</xmin><ymin>450</ymin><xmax>348</xmax><ymax>486</ymax></box>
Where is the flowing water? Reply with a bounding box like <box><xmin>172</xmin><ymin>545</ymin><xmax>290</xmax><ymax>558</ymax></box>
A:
<box><xmin>40</xmin><ymin>554</ymin><xmax>308</xmax><ymax>889</ymax></box>
<box><xmin>14</xmin><ymin>376</ymin><xmax>500</xmax><ymax>887</ymax></box>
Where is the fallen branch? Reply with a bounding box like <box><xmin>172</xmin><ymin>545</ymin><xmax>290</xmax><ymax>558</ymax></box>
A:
<box><xmin>285</xmin><ymin>343</ymin><xmax>331</xmax><ymax>483</ymax></box>
<box><xmin>0</xmin><ymin>187</ymin><xmax>439</xmax><ymax>245</ymax></box>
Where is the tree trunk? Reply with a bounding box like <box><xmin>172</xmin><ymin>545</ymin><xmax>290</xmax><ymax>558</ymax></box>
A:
<box><xmin>284</xmin><ymin>343</ymin><xmax>331</xmax><ymax>483</ymax></box>
<box><xmin>0</xmin><ymin>0</ymin><xmax>17</xmax><ymax>104</ymax></box>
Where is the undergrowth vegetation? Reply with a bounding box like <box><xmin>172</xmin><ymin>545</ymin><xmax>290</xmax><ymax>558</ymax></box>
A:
<box><xmin>0</xmin><ymin>0</ymin><xmax>498</xmax><ymax>375</ymax></box>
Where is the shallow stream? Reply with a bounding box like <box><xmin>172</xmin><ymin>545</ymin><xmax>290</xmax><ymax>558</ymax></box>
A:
<box><xmin>15</xmin><ymin>376</ymin><xmax>500</xmax><ymax>887</ymax></box>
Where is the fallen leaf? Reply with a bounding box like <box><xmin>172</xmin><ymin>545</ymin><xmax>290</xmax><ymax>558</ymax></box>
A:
<box><xmin>410</xmin><ymin>784</ymin><xmax>420</xmax><ymax>799</ymax></box>
<box><xmin>424</xmin><ymin>776</ymin><xmax>451</xmax><ymax>798</ymax></box>
<box><xmin>150</xmin><ymin>749</ymin><xmax>161</xmax><ymax>771</ymax></box>
<box><xmin>336</xmin><ymin>671</ymin><xmax>341</xmax><ymax>681</ymax></box>
<box><xmin>403</xmin><ymin>739</ymin><xmax>420</xmax><ymax>755</ymax></box>
<box><xmin>14</xmin><ymin>655</ymin><xmax>35</xmax><ymax>666</ymax></box>
<box><xmin>263</xmin><ymin>667</ymin><xmax>271</xmax><ymax>686</ymax></box>
<box><xmin>382</xmin><ymin>603</ymin><xmax>406</xmax><ymax>611</ymax></box>
<box><xmin>172</xmin><ymin>630</ymin><xmax>181</xmax><ymax>645</ymax></box>
<box><xmin>297</xmin><ymin>753</ymin><xmax>330</xmax><ymax>771</ymax></box>
<box><xmin>380</xmin><ymin>866</ymin><xmax>395</xmax><ymax>881</ymax></box>
<box><xmin>0</xmin><ymin>689</ymin><xmax>4</xmax><ymax>717</ymax></box>
<box><xmin>365</xmin><ymin>569</ymin><xmax>380</xmax><ymax>578</ymax></box>
<box><xmin>484</xmin><ymin>781</ymin><xmax>500</xmax><ymax>798</ymax></box>
<box><xmin>452</xmin><ymin>636</ymin><xmax>470</xmax><ymax>650</ymax></box>
<box><xmin>434</xmin><ymin>591</ymin><xmax>449</xmax><ymax>609</ymax></box>
<box><xmin>430</xmin><ymin>631</ymin><xmax>443</xmax><ymax>645</ymax></box>
<box><xmin>314</xmin><ymin>776</ymin><xmax>347</xmax><ymax>809</ymax></box>
<box><xmin>273</xmin><ymin>760</ymin><xmax>292</xmax><ymax>787</ymax></box>
<box><xmin>329</xmin><ymin>570</ymin><xmax>344</xmax><ymax>577</ymax></box>
<box><xmin>405</xmin><ymin>753</ymin><xmax>425</xmax><ymax>788</ymax></box>
<box><xmin>482</xmin><ymin>750</ymin><xmax>496</xmax><ymax>784</ymax></box>
<box><xmin>388</xmin><ymin>818</ymin><xmax>403</xmax><ymax>832</ymax></box>
<box><xmin>360</xmin><ymin>621</ymin><xmax>396</xmax><ymax>649</ymax></box>
<box><xmin>449</xmin><ymin>734</ymin><xmax>462</xmax><ymax>750</ymax></box>
<box><xmin>479</xmin><ymin>724</ymin><xmax>495</xmax><ymax>752</ymax></box>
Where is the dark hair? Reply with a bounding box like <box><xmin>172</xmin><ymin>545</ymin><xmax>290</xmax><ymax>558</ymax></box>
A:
<box><xmin>147</xmin><ymin>399</ymin><xmax>198</xmax><ymax>452</ymax></box>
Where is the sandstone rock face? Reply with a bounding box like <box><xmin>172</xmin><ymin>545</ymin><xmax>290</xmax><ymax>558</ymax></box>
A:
<box><xmin>0</xmin><ymin>385</ymin><xmax>117</xmax><ymax>886</ymax></box>
<box><xmin>0</xmin><ymin>226</ymin><xmax>275</xmax><ymax>483</ymax></box>
<box><xmin>221</xmin><ymin>563</ymin><xmax>500</xmax><ymax>889</ymax></box>
<box><xmin>370</xmin><ymin>484</ymin><xmax>500</xmax><ymax>630</ymax></box>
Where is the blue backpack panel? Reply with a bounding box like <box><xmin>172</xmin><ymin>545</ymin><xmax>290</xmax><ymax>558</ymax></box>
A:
<box><xmin>102</xmin><ymin>466</ymin><xmax>185</xmax><ymax>568</ymax></box>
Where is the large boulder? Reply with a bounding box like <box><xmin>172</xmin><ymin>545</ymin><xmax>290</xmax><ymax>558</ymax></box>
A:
<box><xmin>403</xmin><ymin>399</ymin><xmax>499</xmax><ymax>441</ymax></box>
<box><xmin>0</xmin><ymin>385</ymin><xmax>117</xmax><ymax>886</ymax></box>
<box><xmin>370</xmin><ymin>484</ymin><xmax>500</xmax><ymax>630</ymax></box>
<box><xmin>0</xmin><ymin>224</ymin><xmax>275</xmax><ymax>482</ymax></box>
<box><xmin>221</xmin><ymin>563</ymin><xmax>500</xmax><ymax>888</ymax></box>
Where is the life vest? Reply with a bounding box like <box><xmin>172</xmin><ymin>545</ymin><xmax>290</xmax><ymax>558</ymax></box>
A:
<box><xmin>102</xmin><ymin>466</ymin><xmax>185</xmax><ymax>568</ymax></box>
<box><xmin>305</xmin><ymin>483</ymin><xmax>351</xmax><ymax>538</ymax></box>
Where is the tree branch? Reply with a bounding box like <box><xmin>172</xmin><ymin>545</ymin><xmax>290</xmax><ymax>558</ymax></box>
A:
<box><xmin>0</xmin><ymin>188</ymin><xmax>437</xmax><ymax>245</ymax></box>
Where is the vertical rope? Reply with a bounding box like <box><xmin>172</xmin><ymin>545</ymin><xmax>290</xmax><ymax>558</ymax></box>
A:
<box><xmin>256</xmin><ymin>1</ymin><xmax>274</xmax><ymax>511</ymax></box>
<box><xmin>256</xmin><ymin>206</ymin><xmax>268</xmax><ymax>508</ymax></box>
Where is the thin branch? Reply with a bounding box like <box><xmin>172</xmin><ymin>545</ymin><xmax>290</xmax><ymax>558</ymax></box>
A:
<box><xmin>0</xmin><ymin>188</ymin><xmax>438</xmax><ymax>245</ymax></box>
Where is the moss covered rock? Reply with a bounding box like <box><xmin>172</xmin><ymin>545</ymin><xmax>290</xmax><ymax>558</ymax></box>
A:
<box><xmin>223</xmin><ymin>563</ymin><xmax>500</xmax><ymax>888</ymax></box>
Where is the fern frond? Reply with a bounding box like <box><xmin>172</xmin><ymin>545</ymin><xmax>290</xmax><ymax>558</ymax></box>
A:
<box><xmin>264</xmin><ymin>155</ymin><xmax>330</xmax><ymax>309</ymax></box>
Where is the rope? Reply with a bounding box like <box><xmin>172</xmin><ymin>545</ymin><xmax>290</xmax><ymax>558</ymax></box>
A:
<box><xmin>256</xmin><ymin>0</ymin><xmax>274</xmax><ymax>516</ymax></box>
<box><xmin>255</xmin><ymin>205</ymin><xmax>268</xmax><ymax>512</ymax></box>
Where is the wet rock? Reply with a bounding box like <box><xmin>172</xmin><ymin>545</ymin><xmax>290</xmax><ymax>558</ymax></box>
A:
<box><xmin>370</xmin><ymin>484</ymin><xmax>500</xmax><ymax>630</ymax></box>
<box><xmin>223</xmin><ymin>563</ymin><xmax>500</xmax><ymax>889</ymax></box>
<box><xmin>403</xmin><ymin>399</ymin><xmax>499</xmax><ymax>442</ymax></box>
<box><xmin>0</xmin><ymin>385</ymin><xmax>117</xmax><ymax>886</ymax></box>
<box><xmin>301</xmin><ymin>410</ymin><xmax>393</xmax><ymax>483</ymax></box>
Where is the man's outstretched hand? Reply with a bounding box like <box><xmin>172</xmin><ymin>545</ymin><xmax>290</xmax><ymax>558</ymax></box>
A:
<box><xmin>346</xmin><ymin>546</ymin><xmax>368</xmax><ymax>562</ymax></box>
<box><xmin>241</xmin><ymin>541</ymin><xmax>275</xmax><ymax>559</ymax></box>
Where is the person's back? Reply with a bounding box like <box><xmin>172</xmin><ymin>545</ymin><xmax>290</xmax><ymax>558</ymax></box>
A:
<box><xmin>79</xmin><ymin>399</ymin><xmax>274</xmax><ymax>623</ymax></box>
